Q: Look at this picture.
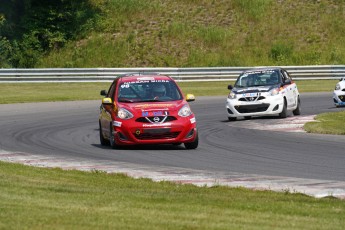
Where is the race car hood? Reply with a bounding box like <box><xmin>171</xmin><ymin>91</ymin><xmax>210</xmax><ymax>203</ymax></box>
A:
<box><xmin>119</xmin><ymin>100</ymin><xmax>186</xmax><ymax>116</ymax></box>
<box><xmin>232</xmin><ymin>84</ymin><xmax>279</xmax><ymax>94</ymax></box>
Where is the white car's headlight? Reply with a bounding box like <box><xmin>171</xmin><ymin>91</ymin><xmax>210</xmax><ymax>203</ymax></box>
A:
<box><xmin>178</xmin><ymin>105</ymin><xmax>192</xmax><ymax>117</ymax></box>
<box><xmin>117</xmin><ymin>108</ymin><xmax>133</xmax><ymax>119</ymax></box>
<box><xmin>228</xmin><ymin>91</ymin><xmax>236</xmax><ymax>99</ymax></box>
<box><xmin>335</xmin><ymin>84</ymin><xmax>340</xmax><ymax>90</ymax></box>
<box><xmin>270</xmin><ymin>87</ymin><xmax>280</xmax><ymax>96</ymax></box>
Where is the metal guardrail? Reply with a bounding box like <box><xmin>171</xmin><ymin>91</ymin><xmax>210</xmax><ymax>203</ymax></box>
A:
<box><xmin>1</xmin><ymin>65</ymin><xmax>345</xmax><ymax>83</ymax></box>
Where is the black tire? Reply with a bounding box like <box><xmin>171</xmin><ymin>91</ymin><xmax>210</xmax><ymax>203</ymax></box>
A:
<box><xmin>99</xmin><ymin>122</ymin><xmax>109</xmax><ymax>146</ymax></box>
<box><xmin>109</xmin><ymin>125</ymin><xmax>118</xmax><ymax>149</ymax></box>
<box><xmin>228</xmin><ymin>117</ymin><xmax>237</xmax><ymax>121</ymax></box>
<box><xmin>279</xmin><ymin>99</ymin><xmax>288</xmax><ymax>118</ymax></box>
<box><xmin>184</xmin><ymin>134</ymin><xmax>198</xmax><ymax>150</ymax></box>
<box><xmin>293</xmin><ymin>97</ymin><xmax>301</xmax><ymax>115</ymax></box>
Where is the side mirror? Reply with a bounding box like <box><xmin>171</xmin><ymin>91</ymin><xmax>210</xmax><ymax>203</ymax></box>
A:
<box><xmin>102</xmin><ymin>97</ymin><xmax>113</xmax><ymax>105</ymax></box>
<box><xmin>228</xmin><ymin>85</ymin><xmax>233</xmax><ymax>90</ymax></box>
<box><xmin>100</xmin><ymin>90</ymin><xmax>107</xmax><ymax>96</ymax></box>
<box><xmin>281</xmin><ymin>80</ymin><xmax>291</xmax><ymax>86</ymax></box>
<box><xmin>186</xmin><ymin>94</ymin><xmax>195</xmax><ymax>102</ymax></box>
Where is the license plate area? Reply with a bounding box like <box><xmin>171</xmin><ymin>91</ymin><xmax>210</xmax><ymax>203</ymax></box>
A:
<box><xmin>144</xmin><ymin>128</ymin><xmax>171</xmax><ymax>134</ymax></box>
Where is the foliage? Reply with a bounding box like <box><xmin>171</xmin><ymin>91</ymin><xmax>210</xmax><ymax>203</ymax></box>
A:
<box><xmin>2</xmin><ymin>0</ymin><xmax>345</xmax><ymax>68</ymax></box>
<box><xmin>0</xmin><ymin>0</ymin><xmax>99</xmax><ymax>67</ymax></box>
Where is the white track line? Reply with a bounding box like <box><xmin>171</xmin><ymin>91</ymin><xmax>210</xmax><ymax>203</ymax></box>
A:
<box><xmin>1</xmin><ymin>149</ymin><xmax>344</xmax><ymax>199</ymax></box>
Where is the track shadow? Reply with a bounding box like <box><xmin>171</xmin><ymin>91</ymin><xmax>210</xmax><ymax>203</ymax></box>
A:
<box><xmin>91</xmin><ymin>143</ymin><xmax>187</xmax><ymax>151</ymax></box>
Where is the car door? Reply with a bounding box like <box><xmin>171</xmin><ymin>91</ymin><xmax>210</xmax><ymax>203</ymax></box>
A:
<box><xmin>281</xmin><ymin>69</ymin><xmax>297</xmax><ymax>108</ymax></box>
<box><xmin>100</xmin><ymin>81</ymin><xmax>116</xmax><ymax>138</ymax></box>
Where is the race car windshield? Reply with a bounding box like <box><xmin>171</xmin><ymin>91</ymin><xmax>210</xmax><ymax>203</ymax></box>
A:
<box><xmin>117</xmin><ymin>80</ymin><xmax>183</xmax><ymax>102</ymax></box>
<box><xmin>234</xmin><ymin>70</ymin><xmax>281</xmax><ymax>88</ymax></box>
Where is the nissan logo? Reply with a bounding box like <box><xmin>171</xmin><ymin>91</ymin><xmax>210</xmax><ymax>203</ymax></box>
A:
<box><xmin>153</xmin><ymin>117</ymin><xmax>160</xmax><ymax>122</ymax></box>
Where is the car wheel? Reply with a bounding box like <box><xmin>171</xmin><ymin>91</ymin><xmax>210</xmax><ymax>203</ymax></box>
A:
<box><xmin>109</xmin><ymin>125</ymin><xmax>118</xmax><ymax>149</ymax></box>
<box><xmin>228</xmin><ymin>117</ymin><xmax>237</xmax><ymax>121</ymax></box>
<box><xmin>99</xmin><ymin>122</ymin><xmax>109</xmax><ymax>146</ymax></box>
<box><xmin>184</xmin><ymin>134</ymin><xmax>198</xmax><ymax>150</ymax></box>
<box><xmin>293</xmin><ymin>97</ymin><xmax>301</xmax><ymax>115</ymax></box>
<box><xmin>279</xmin><ymin>99</ymin><xmax>288</xmax><ymax>118</ymax></box>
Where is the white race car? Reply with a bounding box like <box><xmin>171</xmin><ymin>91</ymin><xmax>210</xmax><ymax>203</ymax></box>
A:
<box><xmin>226</xmin><ymin>68</ymin><xmax>301</xmax><ymax>121</ymax></box>
<box><xmin>333</xmin><ymin>77</ymin><xmax>345</xmax><ymax>107</ymax></box>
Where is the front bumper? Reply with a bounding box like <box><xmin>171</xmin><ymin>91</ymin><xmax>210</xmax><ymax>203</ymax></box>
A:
<box><xmin>112</xmin><ymin>116</ymin><xmax>197</xmax><ymax>145</ymax></box>
<box><xmin>333</xmin><ymin>91</ymin><xmax>345</xmax><ymax>106</ymax></box>
<box><xmin>226</xmin><ymin>95</ymin><xmax>284</xmax><ymax>117</ymax></box>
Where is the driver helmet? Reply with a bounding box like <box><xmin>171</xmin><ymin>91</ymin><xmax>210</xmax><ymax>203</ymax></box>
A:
<box><xmin>153</xmin><ymin>84</ymin><xmax>166</xmax><ymax>97</ymax></box>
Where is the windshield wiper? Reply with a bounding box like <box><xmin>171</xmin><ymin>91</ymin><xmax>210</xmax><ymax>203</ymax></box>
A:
<box><xmin>140</xmin><ymin>99</ymin><xmax>165</xmax><ymax>102</ymax></box>
<box><xmin>118</xmin><ymin>98</ymin><xmax>135</xmax><ymax>103</ymax></box>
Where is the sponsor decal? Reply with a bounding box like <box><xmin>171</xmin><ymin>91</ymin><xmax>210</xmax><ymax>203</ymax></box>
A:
<box><xmin>135</xmin><ymin>104</ymin><xmax>174</xmax><ymax>109</ymax></box>
<box><xmin>190</xmin><ymin>117</ymin><xmax>196</xmax><ymax>124</ymax></box>
<box><xmin>243</xmin><ymin>93</ymin><xmax>258</xmax><ymax>97</ymax></box>
<box><xmin>142</xmin><ymin>110</ymin><xmax>168</xmax><ymax>116</ymax></box>
<box><xmin>143</xmin><ymin>123</ymin><xmax>171</xmax><ymax>127</ymax></box>
<box><xmin>153</xmin><ymin>111</ymin><xmax>163</xmax><ymax>116</ymax></box>
<box><xmin>113</xmin><ymin>121</ymin><xmax>122</xmax><ymax>127</ymax></box>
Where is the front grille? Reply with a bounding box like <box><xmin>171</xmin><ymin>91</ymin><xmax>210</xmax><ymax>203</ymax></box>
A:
<box><xmin>135</xmin><ymin>131</ymin><xmax>180</xmax><ymax>140</ymax></box>
<box><xmin>235</xmin><ymin>104</ymin><xmax>270</xmax><ymax>113</ymax></box>
<box><xmin>239</xmin><ymin>96</ymin><xmax>265</xmax><ymax>102</ymax></box>
<box><xmin>136</xmin><ymin>116</ymin><xmax>177</xmax><ymax>123</ymax></box>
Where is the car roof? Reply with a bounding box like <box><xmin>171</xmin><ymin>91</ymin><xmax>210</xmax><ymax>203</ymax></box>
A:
<box><xmin>117</xmin><ymin>73</ymin><xmax>173</xmax><ymax>82</ymax></box>
<box><xmin>243</xmin><ymin>67</ymin><xmax>283</xmax><ymax>73</ymax></box>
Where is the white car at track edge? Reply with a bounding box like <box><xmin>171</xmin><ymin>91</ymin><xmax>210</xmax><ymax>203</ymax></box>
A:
<box><xmin>333</xmin><ymin>77</ymin><xmax>345</xmax><ymax>107</ymax></box>
<box><xmin>226</xmin><ymin>67</ymin><xmax>301</xmax><ymax>121</ymax></box>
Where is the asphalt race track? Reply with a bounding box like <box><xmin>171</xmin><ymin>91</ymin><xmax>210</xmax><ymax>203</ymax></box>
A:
<box><xmin>1</xmin><ymin>92</ymin><xmax>345</xmax><ymax>198</ymax></box>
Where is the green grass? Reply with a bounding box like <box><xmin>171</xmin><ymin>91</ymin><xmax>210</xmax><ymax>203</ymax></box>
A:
<box><xmin>0</xmin><ymin>79</ymin><xmax>337</xmax><ymax>104</ymax></box>
<box><xmin>304</xmin><ymin>111</ymin><xmax>345</xmax><ymax>135</ymax></box>
<box><xmin>0</xmin><ymin>161</ymin><xmax>344</xmax><ymax>229</ymax></box>
<box><xmin>33</xmin><ymin>0</ymin><xmax>345</xmax><ymax>68</ymax></box>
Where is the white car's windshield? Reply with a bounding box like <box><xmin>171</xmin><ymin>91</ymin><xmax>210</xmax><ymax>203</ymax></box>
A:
<box><xmin>117</xmin><ymin>80</ymin><xmax>183</xmax><ymax>102</ymax></box>
<box><xmin>235</xmin><ymin>70</ymin><xmax>281</xmax><ymax>88</ymax></box>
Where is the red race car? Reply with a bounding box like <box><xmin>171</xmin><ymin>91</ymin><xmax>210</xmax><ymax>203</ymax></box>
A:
<box><xmin>99</xmin><ymin>73</ymin><xmax>198</xmax><ymax>149</ymax></box>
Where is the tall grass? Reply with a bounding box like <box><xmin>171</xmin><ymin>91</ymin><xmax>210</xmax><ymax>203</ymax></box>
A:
<box><xmin>232</xmin><ymin>0</ymin><xmax>273</xmax><ymax>19</ymax></box>
<box><xmin>37</xmin><ymin>0</ymin><xmax>345</xmax><ymax>68</ymax></box>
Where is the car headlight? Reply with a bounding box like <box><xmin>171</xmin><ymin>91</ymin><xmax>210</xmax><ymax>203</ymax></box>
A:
<box><xmin>270</xmin><ymin>87</ymin><xmax>280</xmax><ymax>96</ymax></box>
<box><xmin>228</xmin><ymin>91</ymin><xmax>236</xmax><ymax>99</ymax></box>
<box><xmin>117</xmin><ymin>108</ymin><xmax>133</xmax><ymax>119</ymax></box>
<box><xmin>178</xmin><ymin>105</ymin><xmax>193</xmax><ymax>117</ymax></box>
<box><xmin>335</xmin><ymin>84</ymin><xmax>340</xmax><ymax>90</ymax></box>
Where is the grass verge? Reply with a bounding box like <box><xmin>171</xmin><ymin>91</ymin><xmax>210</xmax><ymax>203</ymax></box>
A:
<box><xmin>304</xmin><ymin>111</ymin><xmax>345</xmax><ymax>135</ymax></box>
<box><xmin>0</xmin><ymin>161</ymin><xmax>344</xmax><ymax>229</ymax></box>
<box><xmin>0</xmin><ymin>79</ymin><xmax>337</xmax><ymax>104</ymax></box>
